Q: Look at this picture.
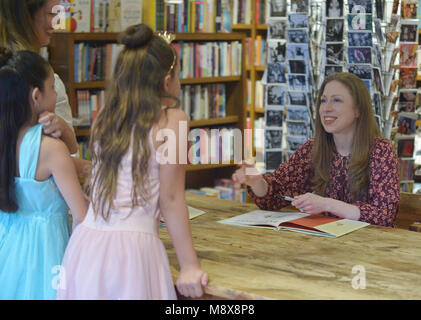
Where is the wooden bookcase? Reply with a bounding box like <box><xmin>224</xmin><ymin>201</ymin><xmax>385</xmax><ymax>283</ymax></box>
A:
<box><xmin>232</xmin><ymin>4</ymin><xmax>267</xmax><ymax>156</ymax></box>
<box><xmin>48</xmin><ymin>32</ymin><xmax>246</xmax><ymax>189</ymax></box>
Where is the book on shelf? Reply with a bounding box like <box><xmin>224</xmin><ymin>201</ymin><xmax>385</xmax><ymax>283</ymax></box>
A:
<box><xmin>187</xmin><ymin>127</ymin><xmax>239</xmax><ymax>165</ymax></box>
<box><xmin>120</xmin><ymin>0</ymin><xmax>143</xmax><ymax>31</ymax></box>
<box><xmin>59</xmin><ymin>0</ymin><xmax>91</xmax><ymax>32</ymax></box>
<box><xmin>255</xmin><ymin>80</ymin><xmax>264</xmax><ymax>108</ymax></box>
<box><xmin>74</xmin><ymin>42</ymin><xmax>123</xmax><ymax>82</ymax></box>
<box><xmin>218</xmin><ymin>210</ymin><xmax>370</xmax><ymax>238</ymax></box>
<box><xmin>232</xmin><ymin>0</ymin><xmax>252</xmax><ymax>24</ymax></box>
<box><xmin>181</xmin><ymin>83</ymin><xmax>226</xmax><ymax>120</ymax></box>
<box><xmin>74</xmin><ymin>89</ymin><xmax>105</xmax><ymax>126</ymax></box>
<box><xmin>177</xmin><ymin>41</ymin><xmax>242</xmax><ymax>79</ymax></box>
<box><xmin>255</xmin><ymin>0</ymin><xmax>267</xmax><ymax>25</ymax></box>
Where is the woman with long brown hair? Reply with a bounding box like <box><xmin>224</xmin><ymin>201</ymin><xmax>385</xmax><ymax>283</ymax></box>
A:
<box><xmin>233</xmin><ymin>72</ymin><xmax>400</xmax><ymax>227</ymax></box>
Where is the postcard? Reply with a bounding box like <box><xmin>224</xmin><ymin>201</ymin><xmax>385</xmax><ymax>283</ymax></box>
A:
<box><xmin>399</xmin><ymin>68</ymin><xmax>417</xmax><ymax>89</ymax></box>
<box><xmin>347</xmin><ymin>47</ymin><xmax>372</xmax><ymax>64</ymax></box>
<box><xmin>287</xmin><ymin>28</ymin><xmax>309</xmax><ymax>43</ymax></box>
<box><xmin>268</xmin><ymin>18</ymin><xmax>288</xmax><ymax>39</ymax></box>
<box><xmin>267</xmin><ymin>84</ymin><xmax>286</xmax><ymax>105</ymax></box>
<box><xmin>347</xmin><ymin>14</ymin><xmax>373</xmax><ymax>31</ymax></box>
<box><xmin>399</xmin><ymin>43</ymin><xmax>418</xmax><ymax>68</ymax></box>
<box><xmin>326</xmin><ymin>0</ymin><xmax>344</xmax><ymax>18</ymax></box>
<box><xmin>326</xmin><ymin>19</ymin><xmax>344</xmax><ymax>42</ymax></box>
<box><xmin>347</xmin><ymin>63</ymin><xmax>372</xmax><ymax>79</ymax></box>
<box><xmin>265</xmin><ymin>129</ymin><xmax>283</xmax><ymax>150</ymax></box>
<box><xmin>348</xmin><ymin>31</ymin><xmax>372</xmax><ymax>46</ymax></box>
<box><xmin>265</xmin><ymin>106</ymin><xmax>284</xmax><ymax>128</ymax></box>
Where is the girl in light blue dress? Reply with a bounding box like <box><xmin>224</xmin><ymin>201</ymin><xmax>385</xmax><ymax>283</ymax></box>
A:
<box><xmin>0</xmin><ymin>48</ymin><xmax>88</xmax><ymax>299</ymax></box>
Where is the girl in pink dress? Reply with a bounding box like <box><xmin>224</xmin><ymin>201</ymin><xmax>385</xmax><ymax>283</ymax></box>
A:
<box><xmin>57</xmin><ymin>24</ymin><xmax>208</xmax><ymax>300</ymax></box>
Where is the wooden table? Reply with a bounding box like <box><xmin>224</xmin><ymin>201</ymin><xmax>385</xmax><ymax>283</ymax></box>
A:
<box><xmin>159</xmin><ymin>194</ymin><xmax>421</xmax><ymax>300</ymax></box>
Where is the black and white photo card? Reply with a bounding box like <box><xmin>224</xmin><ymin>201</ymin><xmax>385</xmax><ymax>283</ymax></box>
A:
<box><xmin>326</xmin><ymin>19</ymin><xmax>344</xmax><ymax>42</ymax></box>
<box><xmin>267</xmin><ymin>84</ymin><xmax>286</xmax><ymax>105</ymax></box>
<box><xmin>288</xmin><ymin>59</ymin><xmax>307</xmax><ymax>74</ymax></box>
<box><xmin>265</xmin><ymin>129</ymin><xmax>283</xmax><ymax>150</ymax></box>
<box><xmin>286</xmin><ymin>105</ymin><xmax>311</xmax><ymax>122</ymax></box>
<box><xmin>325</xmin><ymin>0</ymin><xmax>344</xmax><ymax>18</ymax></box>
<box><xmin>267</xmin><ymin>63</ymin><xmax>287</xmax><ymax>83</ymax></box>
<box><xmin>287</xmin><ymin>28</ymin><xmax>309</xmax><ymax>43</ymax></box>
<box><xmin>287</xmin><ymin>74</ymin><xmax>309</xmax><ymax>91</ymax></box>
<box><xmin>287</xmin><ymin>91</ymin><xmax>308</xmax><ymax>106</ymax></box>
<box><xmin>268</xmin><ymin>40</ymin><xmax>287</xmax><ymax>63</ymax></box>
<box><xmin>268</xmin><ymin>18</ymin><xmax>288</xmax><ymax>39</ymax></box>
<box><xmin>287</xmin><ymin>12</ymin><xmax>309</xmax><ymax>28</ymax></box>
<box><xmin>286</xmin><ymin>43</ymin><xmax>310</xmax><ymax>60</ymax></box>
<box><xmin>269</xmin><ymin>0</ymin><xmax>287</xmax><ymax>17</ymax></box>
<box><xmin>265</xmin><ymin>106</ymin><xmax>284</xmax><ymax>127</ymax></box>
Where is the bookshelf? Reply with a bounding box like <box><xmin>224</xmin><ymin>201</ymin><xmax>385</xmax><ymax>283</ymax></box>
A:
<box><xmin>232</xmin><ymin>2</ymin><xmax>267</xmax><ymax>157</ymax></box>
<box><xmin>48</xmin><ymin>31</ymin><xmax>246</xmax><ymax>189</ymax></box>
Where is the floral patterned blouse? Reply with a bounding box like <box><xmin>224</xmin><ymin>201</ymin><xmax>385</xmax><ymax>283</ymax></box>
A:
<box><xmin>248</xmin><ymin>137</ymin><xmax>400</xmax><ymax>227</ymax></box>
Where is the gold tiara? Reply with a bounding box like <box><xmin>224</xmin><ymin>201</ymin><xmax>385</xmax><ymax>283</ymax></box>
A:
<box><xmin>157</xmin><ymin>31</ymin><xmax>175</xmax><ymax>44</ymax></box>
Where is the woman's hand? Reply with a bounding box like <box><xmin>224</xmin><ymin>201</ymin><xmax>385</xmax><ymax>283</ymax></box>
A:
<box><xmin>232</xmin><ymin>161</ymin><xmax>268</xmax><ymax>197</ymax></box>
<box><xmin>176</xmin><ymin>265</ymin><xmax>208</xmax><ymax>298</ymax></box>
<box><xmin>38</xmin><ymin>111</ymin><xmax>66</xmax><ymax>138</ymax></box>
<box><xmin>232</xmin><ymin>161</ymin><xmax>262</xmax><ymax>187</ymax></box>
<box><xmin>291</xmin><ymin>193</ymin><xmax>328</xmax><ymax>214</ymax></box>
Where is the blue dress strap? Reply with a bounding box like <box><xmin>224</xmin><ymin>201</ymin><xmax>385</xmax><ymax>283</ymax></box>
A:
<box><xmin>19</xmin><ymin>124</ymin><xmax>43</xmax><ymax>180</ymax></box>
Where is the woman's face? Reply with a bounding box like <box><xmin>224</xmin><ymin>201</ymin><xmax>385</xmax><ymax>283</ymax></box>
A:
<box><xmin>33</xmin><ymin>0</ymin><xmax>60</xmax><ymax>46</ymax></box>
<box><xmin>319</xmin><ymin>80</ymin><xmax>360</xmax><ymax>138</ymax></box>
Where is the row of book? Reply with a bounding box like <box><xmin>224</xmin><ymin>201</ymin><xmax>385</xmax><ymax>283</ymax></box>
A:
<box><xmin>174</xmin><ymin>41</ymin><xmax>242</xmax><ymax>79</ymax></box>
<box><xmin>181</xmin><ymin>84</ymin><xmax>226</xmax><ymax>121</ymax></box>
<box><xmin>147</xmin><ymin>0</ymin><xmax>233</xmax><ymax>33</ymax></box>
<box><xmin>246</xmin><ymin>79</ymin><xmax>264</xmax><ymax>108</ymax></box>
<box><xmin>245</xmin><ymin>36</ymin><xmax>267</xmax><ymax>67</ymax></box>
<box><xmin>58</xmin><ymin>0</ymin><xmax>142</xmax><ymax>33</ymax></box>
<box><xmin>186</xmin><ymin>178</ymin><xmax>247</xmax><ymax>202</ymax></box>
<box><xmin>232</xmin><ymin>0</ymin><xmax>268</xmax><ymax>25</ymax></box>
<box><xmin>73</xmin><ymin>42</ymin><xmax>123</xmax><ymax>82</ymax></box>
<box><xmin>73</xmin><ymin>90</ymin><xmax>104</xmax><ymax>126</ymax></box>
<box><xmin>187</xmin><ymin>127</ymin><xmax>241</xmax><ymax>165</ymax></box>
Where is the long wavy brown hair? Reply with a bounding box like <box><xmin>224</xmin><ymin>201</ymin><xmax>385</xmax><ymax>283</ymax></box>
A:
<box><xmin>0</xmin><ymin>0</ymin><xmax>46</xmax><ymax>52</ymax></box>
<box><xmin>89</xmin><ymin>24</ymin><xmax>178</xmax><ymax>221</ymax></box>
<box><xmin>311</xmin><ymin>72</ymin><xmax>381</xmax><ymax>201</ymax></box>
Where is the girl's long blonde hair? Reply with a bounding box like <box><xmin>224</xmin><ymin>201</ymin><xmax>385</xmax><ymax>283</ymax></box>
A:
<box><xmin>90</xmin><ymin>24</ymin><xmax>178</xmax><ymax>221</ymax></box>
<box><xmin>311</xmin><ymin>72</ymin><xmax>381</xmax><ymax>201</ymax></box>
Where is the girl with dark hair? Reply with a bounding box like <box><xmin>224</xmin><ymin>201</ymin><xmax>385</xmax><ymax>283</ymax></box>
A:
<box><xmin>0</xmin><ymin>48</ymin><xmax>88</xmax><ymax>299</ymax></box>
<box><xmin>0</xmin><ymin>0</ymin><xmax>91</xmax><ymax>176</ymax></box>
<box><xmin>233</xmin><ymin>72</ymin><xmax>400</xmax><ymax>227</ymax></box>
<box><xmin>57</xmin><ymin>24</ymin><xmax>208</xmax><ymax>300</ymax></box>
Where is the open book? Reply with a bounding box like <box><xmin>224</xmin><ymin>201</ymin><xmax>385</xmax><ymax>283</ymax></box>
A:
<box><xmin>160</xmin><ymin>206</ymin><xmax>206</xmax><ymax>226</ymax></box>
<box><xmin>218</xmin><ymin>210</ymin><xmax>369</xmax><ymax>238</ymax></box>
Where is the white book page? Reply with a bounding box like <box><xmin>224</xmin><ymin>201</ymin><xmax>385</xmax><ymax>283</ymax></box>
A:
<box><xmin>218</xmin><ymin>210</ymin><xmax>308</xmax><ymax>228</ymax></box>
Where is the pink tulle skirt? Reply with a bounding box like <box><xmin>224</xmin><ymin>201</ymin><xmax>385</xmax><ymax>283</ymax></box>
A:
<box><xmin>56</xmin><ymin>224</ymin><xmax>177</xmax><ymax>300</ymax></box>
